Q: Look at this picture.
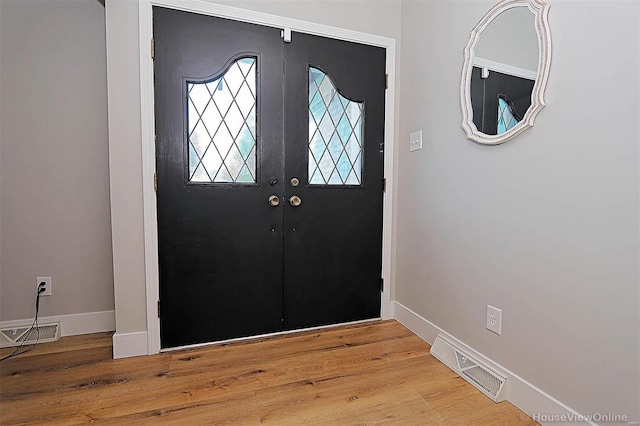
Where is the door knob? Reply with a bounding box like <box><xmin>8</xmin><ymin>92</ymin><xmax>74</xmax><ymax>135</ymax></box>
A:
<box><xmin>268</xmin><ymin>195</ymin><xmax>280</xmax><ymax>207</ymax></box>
<box><xmin>289</xmin><ymin>195</ymin><xmax>302</xmax><ymax>207</ymax></box>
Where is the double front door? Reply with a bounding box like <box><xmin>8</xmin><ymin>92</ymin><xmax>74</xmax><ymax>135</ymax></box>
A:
<box><xmin>154</xmin><ymin>8</ymin><xmax>386</xmax><ymax>349</ymax></box>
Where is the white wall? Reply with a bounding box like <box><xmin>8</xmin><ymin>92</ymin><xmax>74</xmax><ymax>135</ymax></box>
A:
<box><xmin>0</xmin><ymin>0</ymin><xmax>114</xmax><ymax>322</ymax></box>
<box><xmin>105</xmin><ymin>0</ymin><xmax>147</xmax><ymax>335</ymax></box>
<box><xmin>398</xmin><ymin>0</ymin><xmax>638</xmax><ymax>421</ymax></box>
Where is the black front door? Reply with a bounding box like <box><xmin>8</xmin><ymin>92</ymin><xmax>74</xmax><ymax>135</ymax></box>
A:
<box><xmin>154</xmin><ymin>8</ymin><xmax>386</xmax><ymax>349</ymax></box>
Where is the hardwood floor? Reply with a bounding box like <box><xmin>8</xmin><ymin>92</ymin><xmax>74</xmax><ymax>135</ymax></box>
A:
<box><xmin>0</xmin><ymin>320</ymin><xmax>537</xmax><ymax>425</ymax></box>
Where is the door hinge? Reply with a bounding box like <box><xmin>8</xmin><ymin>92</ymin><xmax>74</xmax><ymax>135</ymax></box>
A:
<box><xmin>151</xmin><ymin>38</ymin><xmax>155</xmax><ymax>60</ymax></box>
<box><xmin>154</xmin><ymin>172</ymin><xmax>158</xmax><ymax>192</ymax></box>
<box><xmin>383</xmin><ymin>178</ymin><xmax>386</xmax><ymax>193</ymax></box>
<box><xmin>385</xmin><ymin>74</ymin><xmax>389</xmax><ymax>89</ymax></box>
<box><xmin>380</xmin><ymin>278</ymin><xmax>384</xmax><ymax>292</ymax></box>
<box><xmin>157</xmin><ymin>300</ymin><xmax>160</xmax><ymax>318</ymax></box>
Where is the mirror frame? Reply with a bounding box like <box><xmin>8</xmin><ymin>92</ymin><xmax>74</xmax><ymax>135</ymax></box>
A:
<box><xmin>460</xmin><ymin>0</ymin><xmax>551</xmax><ymax>145</ymax></box>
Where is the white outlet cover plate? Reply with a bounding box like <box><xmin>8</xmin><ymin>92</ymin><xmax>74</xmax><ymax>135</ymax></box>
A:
<box><xmin>409</xmin><ymin>130</ymin><xmax>423</xmax><ymax>152</ymax></box>
<box><xmin>486</xmin><ymin>305</ymin><xmax>502</xmax><ymax>335</ymax></box>
<box><xmin>37</xmin><ymin>276</ymin><xmax>52</xmax><ymax>296</ymax></box>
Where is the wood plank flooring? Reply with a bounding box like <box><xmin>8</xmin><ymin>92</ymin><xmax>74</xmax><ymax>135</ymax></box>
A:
<box><xmin>0</xmin><ymin>320</ymin><xmax>537</xmax><ymax>425</ymax></box>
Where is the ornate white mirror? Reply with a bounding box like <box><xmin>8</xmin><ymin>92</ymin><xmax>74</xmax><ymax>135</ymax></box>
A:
<box><xmin>461</xmin><ymin>0</ymin><xmax>551</xmax><ymax>145</ymax></box>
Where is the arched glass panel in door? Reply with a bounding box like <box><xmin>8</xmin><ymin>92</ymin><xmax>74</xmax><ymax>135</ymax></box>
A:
<box><xmin>497</xmin><ymin>96</ymin><xmax>519</xmax><ymax>135</ymax></box>
<box><xmin>187</xmin><ymin>57</ymin><xmax>257</xmax><ymax>183</ymax></box>
<box><xmin>308</xmin><ymin>67</ymin><xmax>364</xmax><ymax>186</ymax></box>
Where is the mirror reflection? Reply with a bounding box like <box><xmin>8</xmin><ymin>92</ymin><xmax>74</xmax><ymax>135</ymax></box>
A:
<box><xmin>460</xmin><ymin>0</ymin><xmax>551</xmax><ymax>145</ymax></box>
<box><xmin>471</xmin><ymin>6</ymin><xmax>538</xmax><ymax>136</ymax></box>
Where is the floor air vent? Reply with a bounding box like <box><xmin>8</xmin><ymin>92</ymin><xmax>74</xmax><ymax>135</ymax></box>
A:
<box><xmin>430</xmin><ymin>335</ymin><xmax>506</xmax><ymax>402</ymax></box>
<box><xmin>0</xmin><ymin>322</ymin><xmax>60</xmax><ymax>348</ymax></box>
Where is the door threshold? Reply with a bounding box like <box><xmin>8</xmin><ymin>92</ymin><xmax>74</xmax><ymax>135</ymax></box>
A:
<box><xmin>160</xmin><ymin>318</ymin><xmax>382</xmax><ymax>353</ymax></box>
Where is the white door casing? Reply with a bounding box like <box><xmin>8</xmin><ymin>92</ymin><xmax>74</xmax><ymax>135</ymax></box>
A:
<box><xmin>138</xmin><ymin>0</ymin><xmax>397</xmax><ymax>355</ymax></box>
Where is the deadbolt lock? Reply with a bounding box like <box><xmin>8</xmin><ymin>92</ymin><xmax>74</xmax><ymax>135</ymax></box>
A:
<box><xmin>290</xmin><ymin>177</ymin><xmax>300</xmax><ymax>187</ymax></box>
<box><xmin>289</xmin><ymin>195</ymin><xmax>302</xmax><ymax>207</ymax></box>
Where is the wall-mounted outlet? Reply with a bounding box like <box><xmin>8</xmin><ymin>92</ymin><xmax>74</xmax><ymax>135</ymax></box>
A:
<box><xmin>37</xmin><ymin>277</ymin><xmax>52</xmax><ymax>296</ymax></box>
<box><xmin>486</xmin><ymin>305</ymin><xmax>502</xmax><ymax>335</ymax></box>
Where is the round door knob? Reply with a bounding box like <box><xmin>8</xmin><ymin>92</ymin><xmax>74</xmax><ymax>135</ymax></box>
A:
<box><xmin>268</xmin><ymin>195</ymin><xmax>280</xmax><ymax>207</ymax></box>
<box><xmin>289</xmin><ymin>195</ymin><xmax>302</xmax><ymax>207</ymax></box>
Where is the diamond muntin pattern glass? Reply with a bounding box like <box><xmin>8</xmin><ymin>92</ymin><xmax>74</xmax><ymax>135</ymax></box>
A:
<box><xmin>308</xmin><ymin>67</ymin><xmax>364</xmax><ymax>186</ymax></box>
<box><xmin>187</xmin><ymin>57</ymin><xmax>257</xmax><ymax>183</ymax></box>
<box><xmin>497</xmin><ymin>96</ymin><xmax>518</xmax><ymax>135</ymax></box>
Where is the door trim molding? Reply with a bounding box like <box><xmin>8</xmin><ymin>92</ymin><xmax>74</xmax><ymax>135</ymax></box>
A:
<box><xmin>139</xmin><ymin>0</ymin><xmax>397</xmax><ymax>354</ymax></box>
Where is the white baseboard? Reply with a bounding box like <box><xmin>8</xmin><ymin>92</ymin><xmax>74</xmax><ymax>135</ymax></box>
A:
<box><xmin>0</xmin><ymin>310</ymin><xmax>115</xmax><ymax>337</ymax></box>
<box><xmin>112</xmin><ymin>331</ymin><xmax>148</xmax><ymax>359</ymax></box>
<box><xmin>392</xmin><ymin>301</ymin><xmax>593</xmax><ymax>426</ymax></box>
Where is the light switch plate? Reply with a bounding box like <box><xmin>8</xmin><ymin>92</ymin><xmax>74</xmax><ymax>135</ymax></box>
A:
<box><xmin>409</xmin><ymin>130</ymin><xmax>423</xmax><ymax>152</ymax></box>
